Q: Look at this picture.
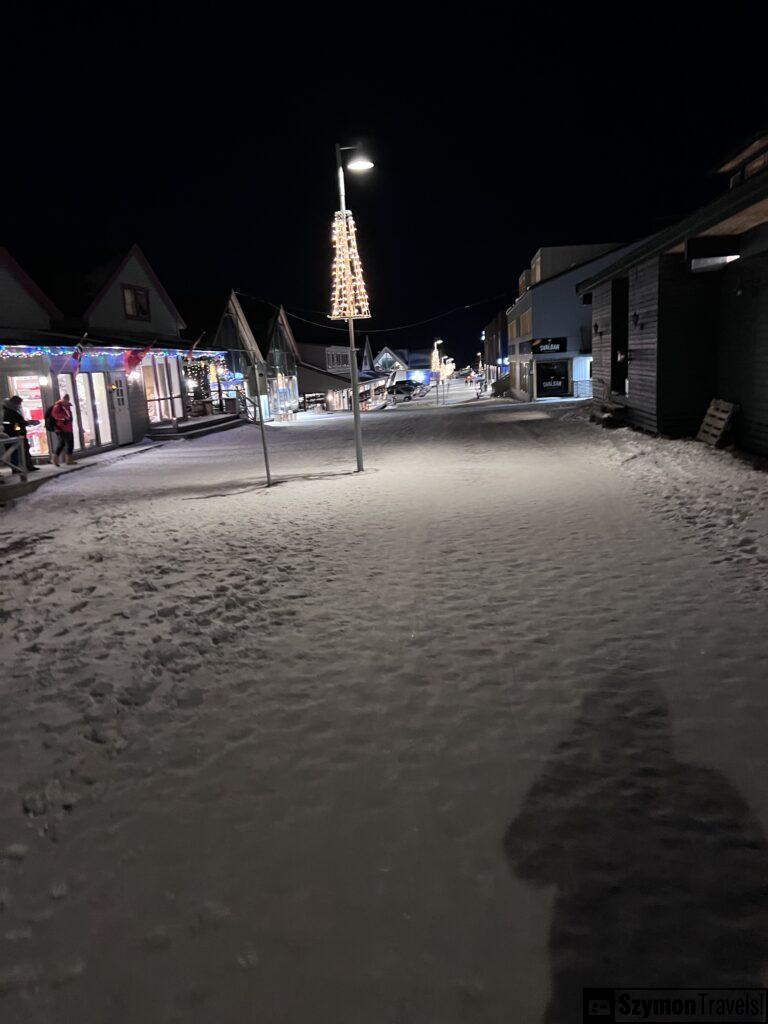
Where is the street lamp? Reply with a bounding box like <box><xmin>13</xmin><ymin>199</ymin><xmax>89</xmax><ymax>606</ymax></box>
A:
<box><xmin>330</xmin><ymin>143</ymin><xmax>374</xmax><ymax>473</ymax></box>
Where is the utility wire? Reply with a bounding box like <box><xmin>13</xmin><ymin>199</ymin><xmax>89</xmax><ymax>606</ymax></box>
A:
<box><xmin>233</xmin><ymin>289</ymin><xmax>513</xmax><ymax>335</ymax></box>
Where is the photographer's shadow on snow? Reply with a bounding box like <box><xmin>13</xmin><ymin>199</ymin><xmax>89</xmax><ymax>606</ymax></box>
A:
<box><xmin>504</xmin><ymin>678</ymin><xmax>768</xmax><ymax>1023</ymax></box>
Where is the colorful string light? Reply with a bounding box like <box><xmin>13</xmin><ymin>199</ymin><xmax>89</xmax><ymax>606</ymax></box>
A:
<box><xmin>0</xmin><ymin>344</ymin><xmax>227</xmax><ymax>361</ymax></box>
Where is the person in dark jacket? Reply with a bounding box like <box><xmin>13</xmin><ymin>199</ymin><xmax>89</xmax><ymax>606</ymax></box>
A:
<box><xmin>1</xmin><ymin>396</ymin><xmax>40</xmax><ymax>472</ymax></box>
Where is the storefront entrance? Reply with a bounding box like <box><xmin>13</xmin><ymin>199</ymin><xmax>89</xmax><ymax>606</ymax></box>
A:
<box><xmin>536</xmin><ymin>360</ymin><xmax>571</xmax><ymax>398</ymax></box>
<box><xmin>110</xmin><ymin>373</ymin><xmax>133</xmax><ymax>444</ymax></box>
<box><xmin>57</xmin><ymin>371</ymin><xmax>113</xmax><ymax>451</ymax></box>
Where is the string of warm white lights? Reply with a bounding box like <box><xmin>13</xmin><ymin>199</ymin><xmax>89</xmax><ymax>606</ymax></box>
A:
<box><xmin>329</xmin><ymin>210</ymin><xmax>371</xmax><ymax>320</ymax></box>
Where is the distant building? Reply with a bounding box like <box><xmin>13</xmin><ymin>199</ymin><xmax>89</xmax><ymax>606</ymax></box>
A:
<box><xmin>296</xmin><ymin>337</ymin><xmax>389</xmax><ymax>412</ymax></box>
<box><xmin>506</xmin><ymin>243</ymin><xmax>637</xmax><ymax>401</ymax></box>
<box><xmin>372</xmin><ymin>346</ymin><xmax>432</xmax><ymax>383</ymax></box>
<box><xmin>480</xmin><ymin>311</ymin><xmax>508</xmax><ymax>385</ymax></box>
<box><xmin>578</xmin><ymin>128</ymin><xmax>768</xmax><ymax>455</ymax></box>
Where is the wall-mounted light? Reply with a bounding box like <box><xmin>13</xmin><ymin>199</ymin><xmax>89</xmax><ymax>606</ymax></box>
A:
<box><xmin>632</xmin><ymin>312</ymin><xmax>640</xmax><ymax>328</ymax></box>
<box><xmin>593</xmin><ymin>322</ymin><xmax>599</xmax><ymax>336</ymax></box>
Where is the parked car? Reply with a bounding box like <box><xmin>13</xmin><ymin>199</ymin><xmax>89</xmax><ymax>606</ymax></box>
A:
<box><xmin>387</xmin><ymin>382</ymin><xmax>417</xmax><ymax>400</ymax></box>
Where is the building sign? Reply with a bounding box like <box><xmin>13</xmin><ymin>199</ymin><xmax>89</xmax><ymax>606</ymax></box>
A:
<box><xmin>532</xmin><ymin>338</ymin><xmax>566</xmax><ymax>354</ymax></box>
<box><xmin>536</xmin><ymin>360</ymin><xmax>570</xmax><ymax>397</ymax></box>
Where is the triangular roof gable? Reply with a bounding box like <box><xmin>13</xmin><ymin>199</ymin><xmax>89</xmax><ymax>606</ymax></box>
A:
<box><xmin>82</xmin><ymin>243</ymin><xmax>186</xmax><ymax>331</ymax></box>
<box><xmin>211</xmin><ymin>290</ymin><xmax>267</xmax><ymax>364</ymax></box>
<box><xmin>373</xmin><ymin>345</ymin><xmax>408</xmax><ymax>370</ymax></box>
<box><xmin>227</xmin><ymin>294</ymin><xmax>300</xmax><ymax>365</ymax></box>
<box><xmin>273</xmin><ymin>306</ymin><xmax>301</xmax><ymax>361</ymax></box>
<box><xmin>359</xmin><ymin>336</ymin><xmax>375</xmax><ymax>372</ymax></box>
<box><xmin>0</xmin><ymin>247</ymin><xmax>63</xmax><ymax>326</ymax></box>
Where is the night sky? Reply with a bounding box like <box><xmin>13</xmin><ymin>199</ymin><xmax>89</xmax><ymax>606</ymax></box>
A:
<box><xmin>5</xmin><ymin>5</ymin><xmax>767</xmax><ymax>365</ymax></box>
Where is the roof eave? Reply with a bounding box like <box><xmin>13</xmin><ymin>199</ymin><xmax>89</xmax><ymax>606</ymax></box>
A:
<box><xmin>576</xmin><ymin>174</ymin><xmax>768</xmax><ymax>294</ymax></box>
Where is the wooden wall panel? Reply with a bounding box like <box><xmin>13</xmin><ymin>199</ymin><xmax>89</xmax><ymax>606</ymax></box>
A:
<box><xmin>626</xmin><ymin>258</ymin><xmax>659</xmax><ymax>432</ymax></box>
<box><xmin>716</xmin><ymin>255</ymin><xmax>768</xmax><ymax>456</ymax></box>
<box><xmin>591</xmin><ymin>283</ymin><xmax>612</xmax><ymax>399</ymax></box>
<box><xmin>657</xmin><ymin>255</ymin><xmax>717</xmax><ymax>437</ymax></box>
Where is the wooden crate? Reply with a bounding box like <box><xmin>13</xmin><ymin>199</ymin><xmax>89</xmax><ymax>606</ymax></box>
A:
<box><xmin>696</xmin><ymin>399</ymin><xmax>737</xmax><ymax>447</ymax></box>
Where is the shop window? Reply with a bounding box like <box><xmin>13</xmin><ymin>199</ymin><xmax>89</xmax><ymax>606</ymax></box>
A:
<box><xmin>142</xmin><ymin>363</ymin><xmax>164</xmax><ymax>423</ymax></box>
<box><xmin>166</xmin><ymin>358</ymin><xmax>184</xmax><ymax>418</ymax></box>
<box><xmin>7</xmin><ymin>375</ymin><xmax>49</xmax><ymax>457</ymax></box>
<box><xmin>122</xmin><ymin>284</ymin><xmax>151</xmax><ymax>321</ymax></box>
<box><xmin>536</xmin><ymin>360</ymin><xmax>570</xmax><ymax>398</ymax></box>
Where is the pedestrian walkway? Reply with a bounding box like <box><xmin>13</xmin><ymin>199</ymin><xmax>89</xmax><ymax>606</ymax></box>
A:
<box><xmin>1</xmin><ymin>402</ymin><xmax>767</xmax><ymax>1022</ymax></box>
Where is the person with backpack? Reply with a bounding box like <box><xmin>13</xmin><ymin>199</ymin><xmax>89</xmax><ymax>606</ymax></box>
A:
<box><xmin>50</xmin><ymin>394</ymin><xmax>75</xmax><ymax>466</ymax></box>
<box><xmin>2</xmin><ymin>395</ymin><xmax>40</xmax><ymax>472</ymax></box>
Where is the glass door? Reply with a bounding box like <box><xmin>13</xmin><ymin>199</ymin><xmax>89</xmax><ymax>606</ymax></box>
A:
<box><xmin>7</xmin><ymin>374</ymin><xmax>49</xmax><ymax>457</ymax></box>
<box><xmin>90</xmin><ymin>372</ymin><xmax>113</xmax><ymax>445</ymax></box>
<box><xmin>75</xmin><ymin>374</ymin><xmax>97</xmax><ymax>448</ymax></box>
<box><xmin>56</xmin><ymin>373</ymin><xmax>83</xmax><ymax>451</ymax></box>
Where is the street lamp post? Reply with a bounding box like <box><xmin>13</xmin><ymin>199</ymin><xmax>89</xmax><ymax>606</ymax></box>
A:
<box><xmin>334</xmin><ymin>144</ymin><xmax>373</xmax><ymax>472</ymax></box>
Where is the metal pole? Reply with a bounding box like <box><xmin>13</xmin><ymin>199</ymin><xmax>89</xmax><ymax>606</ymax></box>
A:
<box><xmin>251</xmin><ymin>367</ymin><xmax>272</xmax><ymax>487</ymax></box>
<box><xmin>347</xmin><ymin>317</ymin><xmax>364</xmax><ymax>471</ymax></box>
<box><xmin>336</xmin><ymin>144</ymin><xmax>364</xmax><ymax>472</ymax></box>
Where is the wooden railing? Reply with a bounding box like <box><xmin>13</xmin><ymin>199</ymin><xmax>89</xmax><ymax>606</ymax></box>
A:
<box><xmin>0</xmin><ymin>436</ymin><xmax>28</xmax><ymax>482</ymax></box>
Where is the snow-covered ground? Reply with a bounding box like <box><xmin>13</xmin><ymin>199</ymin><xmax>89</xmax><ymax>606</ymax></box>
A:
<box><xmin>1</xmin><ymin>395</ymin><xmax>767</xmax><ymax>1022</ymax></box>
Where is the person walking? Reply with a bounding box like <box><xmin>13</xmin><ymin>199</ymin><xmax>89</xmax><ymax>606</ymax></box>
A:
<box><xmin>2</xmin><ymin>395</ymin><xmax>40</xmax><ymax>472</ymax></box>
<box><xmin>51</xmin><ymin>394</ymin><xmax>75</xmax><ymax>466</ymax></box>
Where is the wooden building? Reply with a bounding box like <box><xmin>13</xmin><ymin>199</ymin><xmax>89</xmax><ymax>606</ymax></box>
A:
<box><xmin>0</xmin><ymin>245</ymin><xmax>236</xmax><ymax>463</ymax></box>
<box><xmin>578</xmin><ymin>129</ymin><xmax>768</xmax><ymax>454</ymax></box>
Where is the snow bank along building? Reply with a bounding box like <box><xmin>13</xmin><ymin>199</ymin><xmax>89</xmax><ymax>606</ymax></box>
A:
<box><xmin>506</xmin><ymin>243</ymin><xmax>639</xmax><ymax>401</ymax></box>
<box><xmin>577</xmin><ymin>128</ymin><xmax>768</xmax><ymax>456</ymax></box>
<box><xmin>295</xmin><ymin>337</ymin><xmax>389</xmax><ymax>411</ymax></box>
<box><xmin>0</xmin><ymin>244</ymin><xmax>237</xmax><ymax>462</ymax></box>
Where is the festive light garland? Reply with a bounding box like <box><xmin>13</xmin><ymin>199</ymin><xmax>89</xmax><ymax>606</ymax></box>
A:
<box><xmin>329</xmin><ymin>210</ymin><xmax>371</xmax><ymax>320</ymax></box>
<box><xmin>0</xmin><ymin>344</ymin><xmax>227</xmax><ymax>361</ymax></box>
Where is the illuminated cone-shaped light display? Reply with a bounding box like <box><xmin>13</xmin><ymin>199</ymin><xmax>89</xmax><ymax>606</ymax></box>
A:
<box><xmin>330</xmin><ymin>210</ymin><xmax>371</xmax><ymax>320</ymax></box>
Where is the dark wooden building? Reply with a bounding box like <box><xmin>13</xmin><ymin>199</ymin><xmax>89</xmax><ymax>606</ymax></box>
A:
<box><xmin>578</xmin><ymin>129</ymin><xmax>768</xmax><ymax>455</ymax></box>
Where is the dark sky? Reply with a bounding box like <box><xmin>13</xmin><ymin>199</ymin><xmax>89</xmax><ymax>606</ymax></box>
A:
<box><xmin>4</xmin><ymin>4</ymin><xmax>766</xmax><ymax>365</ymax></box>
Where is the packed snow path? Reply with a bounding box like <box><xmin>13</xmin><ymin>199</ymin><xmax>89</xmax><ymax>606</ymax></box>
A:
<box><xmin>1</xmin><ymin>397</ymin><xmax>768</xmax><ymax>1022</ymax></box>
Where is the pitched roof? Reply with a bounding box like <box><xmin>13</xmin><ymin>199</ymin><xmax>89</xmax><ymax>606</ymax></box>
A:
<box><xmin>0</xmin><ymin>247</ymin><xmax>63</xmax><ymax>320</ymax></box>
<box><xmin>83</xmin><ymin>243</ymin><xmax>186</xmax><ymax>329</ymax></box>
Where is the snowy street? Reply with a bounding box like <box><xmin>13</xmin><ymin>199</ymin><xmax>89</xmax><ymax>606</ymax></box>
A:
<box><xmin>2</xmin><ymin>396</ymin><xmax>768</xmax><ymax>1022</ymax></box>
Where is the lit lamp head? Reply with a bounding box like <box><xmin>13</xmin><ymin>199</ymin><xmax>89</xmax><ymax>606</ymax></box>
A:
<box><xmin>345</xmin><ymin>141</ymin><xmax>374</xmax><ymax>173</ymax></box>
<box><xmin>347</xmin><ymin>152</ymin><xmax>374</xmax><ymax>172</ymax></box>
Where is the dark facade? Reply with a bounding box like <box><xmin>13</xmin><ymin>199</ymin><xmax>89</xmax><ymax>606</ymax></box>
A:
<box><xmin>580</xmin><ymin>132</ymin><xmax>768</xmax><ymax>455</ymax></box>
<box><xmin>481</xmin><ymin>311</ymin><xmax>508</xmax><ymax>383</ymax></box>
